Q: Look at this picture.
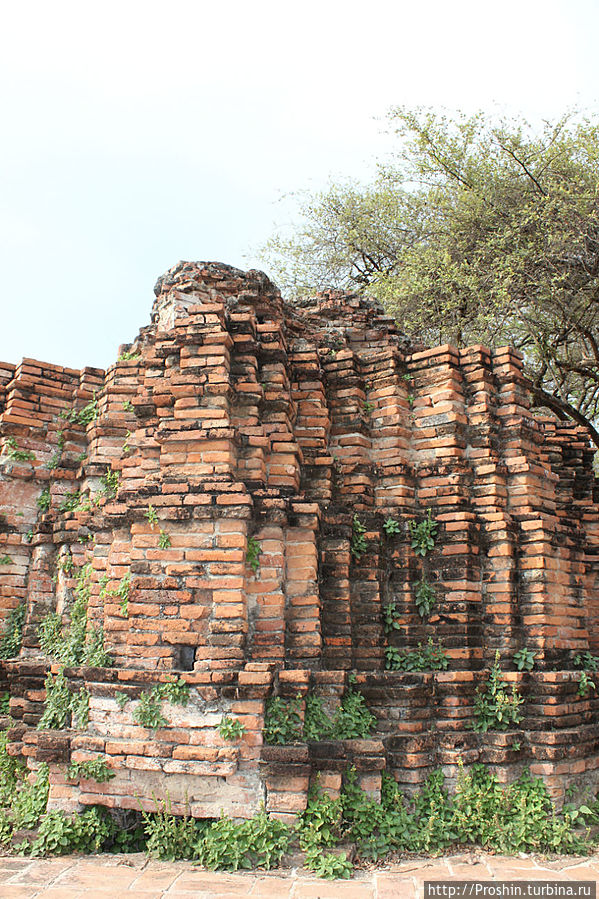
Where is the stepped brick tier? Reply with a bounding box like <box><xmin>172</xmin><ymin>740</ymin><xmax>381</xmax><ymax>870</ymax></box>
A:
<box><xmin>1</xmin><ymin>260</ymin><xmax>599</xmax><ymax>820</ymax></box>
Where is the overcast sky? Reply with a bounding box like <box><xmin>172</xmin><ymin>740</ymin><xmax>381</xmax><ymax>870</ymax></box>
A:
<box><xmin>1</xmin><ymin>0</ymin><xmax>598</xmax><ymax>370</ymax></box>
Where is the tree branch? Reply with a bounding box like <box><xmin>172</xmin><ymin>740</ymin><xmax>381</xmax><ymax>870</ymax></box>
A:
<box><xmin>526</xmin><ymin>379</ymin><xmax>599</xmax><ymax>449</ymax></box>
<box><xmin>496</xmin><ymin>140</ymin><xmax>547</xmax><ymax>197</ymax></box>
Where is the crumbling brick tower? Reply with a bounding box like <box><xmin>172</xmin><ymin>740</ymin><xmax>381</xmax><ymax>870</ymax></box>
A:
<box><xmin>0</xmin><ymin>261</ymin><xmax>598</xmax><ymax>819</ymax></box>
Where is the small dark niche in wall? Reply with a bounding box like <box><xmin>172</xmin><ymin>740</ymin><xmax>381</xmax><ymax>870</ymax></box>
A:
<box><xmin>175</xmin><ymin>646</ymin><xmax>196</xmax><ymax>671</ymax></box>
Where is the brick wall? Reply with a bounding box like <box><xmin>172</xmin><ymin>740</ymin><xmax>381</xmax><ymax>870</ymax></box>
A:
<box><xmin>1</xmin><ymin>260</ymin><xmax>598</xmax><ymax>814</ymax></box>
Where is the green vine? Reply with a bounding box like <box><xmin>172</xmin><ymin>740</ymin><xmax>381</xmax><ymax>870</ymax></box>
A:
<box><xmin>38</xmin><ymin>668</ymin><xmax>91</xmax><ymax>731</ymax></box>
<box><xmin>38</xmin><ymin>669</ymin><xmax>73</xmax><ymax>729</ymax></box>
<box><xmin>246</xmin><ymin>536</ymin><xmax>262</xmax><ymax>573</ymax></box>
<box><xmin>3</xmin><ymin>437</ymin><xmax>35</xmax><ymax>462</ymax></box>
<box><xmin>67</xmin><ymin>756</ymin><xmax>115</xmax><ymax>783</ymax></box>
<box><xmin>101</xmin><ymin>468</ymin><xmax>119</xmax><ymax>499</ymax></box>
<box><xmin>38</xmin><ymin>563</ymin><xmax>112</xmax><ymax>667</ymax></box>
<box><xmin>0</xmin><ymin>604</ymin><xmax>26</xmax><ymax>659</ymax></box>
<box><xmin>37</xmin><ymin>487</ymin><xmax>51</xmax><ymax>513</ymax></box>
<box><xmin>58</xmin><ymin>491</ymin><xmax>80</xmax><ymax>514</ymax></box>
<box><xmin>263</xmin><ymin>688</ymin><xmax>375</xmax><ymax>745</ymax></box>
<box><xmin>61</xmin><ymin>394</ymin><xmax>99</xmax><ymax>427</ymax></box>
<box><xmin>132</xmin><ymin>678</ymin><xmax>189</xmax><ymax>730</ymax></box>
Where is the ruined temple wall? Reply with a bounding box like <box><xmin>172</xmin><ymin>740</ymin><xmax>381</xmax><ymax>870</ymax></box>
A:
<box><xmin>2</xmin><ymin>265</ymin><xmax>599</xmax><ymax>672</ymax></box>
<box><xmin>0</xmin><ymin>360</ymin><xmax>103</xmax><ymax>639</ymax></box>
<box><xmin>2</xmin><ymin>261</ymin><xmax>599</xmax><ymax>814</ymax></box>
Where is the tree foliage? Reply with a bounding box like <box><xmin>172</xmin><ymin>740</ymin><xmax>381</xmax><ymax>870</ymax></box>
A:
<box><xmin>262</xmin><ymin>108</ymin><xmax>599</xmax><ymax>446</ymax></box>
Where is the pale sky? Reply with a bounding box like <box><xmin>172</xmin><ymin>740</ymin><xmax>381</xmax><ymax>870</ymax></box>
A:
<box><xmin>1</xmin><ymin>0</ymin><xmax>597</xmax><ymax>370</ymax></box>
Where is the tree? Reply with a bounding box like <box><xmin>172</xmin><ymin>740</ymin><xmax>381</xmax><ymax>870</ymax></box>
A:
<box><xmin>262</xmin><ymin>109</ymin><xmax>599</xmax><ymax>447</ymax></box>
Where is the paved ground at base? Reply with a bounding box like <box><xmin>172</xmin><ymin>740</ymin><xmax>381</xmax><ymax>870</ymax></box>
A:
<box><xmin>1</xmin><ymin>851</ymin><xmax>598</xmax><ymax>899</ymax></box>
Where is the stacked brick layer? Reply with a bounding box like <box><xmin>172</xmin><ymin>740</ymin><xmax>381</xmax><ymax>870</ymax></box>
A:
<box><xmin>1</xmin><ymin>261</ymin><xmax>598</xmax><ymax>814</ymax></box>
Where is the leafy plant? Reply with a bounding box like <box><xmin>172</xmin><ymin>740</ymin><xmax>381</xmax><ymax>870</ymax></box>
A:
<box><xmin>145</xmin><ymin>504</ymin><xmax>158</xmax><ymax>528</ymax></box>
<box><xmin>414</xmin><ymin>577</ymin><xmax>436</xmax><ymax>618</ymax></box>
<box><xmin>101</xmin><ymin>468</ymin><xmax>119</xmax><ymax>499</ymax></box>
<box><xmin>46</xmin><ymin>432</ymin><xmax>65</xmax><ymax>471</ymax></box>
<box><xmin>407</xmin><ymin>509</ymin><xmax>438</xmax><ymax>556</ymax></box>
<box><xmin>514</xmin><ymin>647</ymin><xmax>536</xmax><ymax>671</ymax></box>
<box><xmin>67</xmin><ymin>756</ymin><xmax>115</xmax><ymax>783</ymax></box>
<box><xmin>333</xmin><ymin>688</ymin><xmax>376</xmax><ymax>739</ymax></box>
<box><xmin>37</xmin><ymin>669</ymin><xmax>73</xmax><ymax>729</ymax></box>
<box><xmin>158</xmin><ymin>530</ymin><xmax>171</xmax><ymax>549</ymax></box>
<box><xmin>263</xmin><ymin>695</ymin><xmax>303</xmax><ymax>745</ymax></box>
<box><xmin>58</xmin><ymin>490</ymin><xmax>80</xmax><ymax>513</ymax></box>
<box><xmin>0</xmin><ymin>555</ymin><xmax>12</xmax><ymax>565</ymax></box>
<box><xmin>115</xmin><ymin>691</ymin><xmax>129</xmax><ymax>709</ymax></box>
<box><xmin>83</xmin><ymin>626</ymin><xmax>113</xmax><ymax>667</ymax></box>
<box><xmin>574</xmin><ymin>651</ymin><xmax>599</xmax><ymax>672</ymax></box>
<box><xmin>37</xmin><ymin>487</ymin><xmax>51</xmax><ymax>513</ymax></box>
<box><xmin>3</xmin><ymin>437</ymin><xmax>35</xmax><ymax>462</ymax></box>
<box><xmin>12</xmin><ymin>762</ymin><xmax>49</xmax><ymax>829</ymax></box>
<box><xmin>382</xmin><ymin>517</ymin><xmax>401</xmax><ymax>536</ymax></box>
<box><xmin>299</xmin><ymin>783</ymin><xmax>344</xmax><ymax>851</ymax></box>
<box><xmin>39</xmin><ymin>572</ymin><xmax>86</xmax><ymax>663</ymax></box>
<box><xmin>303</xmin><ymin>694</ymin><xmax>334</xmax><ymax>740</ymax></box>
<box><xmin>218</xmin><ymin>716</ymin><xmax>247</xmax><ymax>741</ymax></box>
<box><xmin>132</xmin><ymin>679</ymin><xmax>189</xmax><ymax>730</ymax></box>
<box><xmin>115</xmin><ymin>573</ymin><xmax>131</xmax><ymax>617</ymax></box>
<box><xmin>297</xmin><ymin>781</ymin><xmax>353</xmax><ymax>878</ymax></box>
<box><xmin>382</xmin><ymin>601</ymin><xmax>401</xmax><ymax>634</ymax></box>
<box><xmin>71</xmin><ymin>395</ymin><xmax>99</xmax><ymax>427</ymax></box>
<box><xmin>578</xmin><ymin>671</ymin><xmax>596</xmax><ymax>698</ymax></box>
<box><xmin>123</xmin><ymin>399</ymin><xmax>134</xmax><ymax>412</ymax></box>
<box><xmin>197</xmin><ymin>807</ymin><xmax>290</xmax><ymax>871</ymax></box>
<box><xmin>246</xmin><ymin>536</ymin><xmax>262</xmax><ymax>573</ymax></box>
<box><xmin>142</xmin><ymin>798</ymin><xmax>203</xmax><ymax>860</ymax></box>
<box><xmin>473</xmin><ymin>652</ymin><xmax>523</xmax><ymax>732</ymax></box>
<box><xmin>70</xmin><ymin>687</ymin><xmax>90</xmax><ymax>728</ymax></box>
<box><xmin>57</xmin><ymin>552</ymin><xmax>74</xmax><ymax>575</ymax></box>
<box><xmin>155</xmin><ymin>677</ymin><xmax>190</xmax><ymax>706</ymax></box>
<box><xmin>264</xmin><ymin>687</ymin><xmax>375</xmax><ymax>745</ymax></box>
<box><xmin>385</xmin><ymin>638</ymin><xmax>449</xmax><ymax>672</ymax></box>
<box><xmin>118</xmin><ymin>349</ymin><xmax>141</xmax><ymax>361</ymax></box>
<box><xmin>350</xmin><ymin>515</ymin><xmax>368</xmax><ymax>560</ymax></box>
<box><xmin>29</xmin><ymin>806</ymin><xmax>118</xmax><ymax>856</ymax></box>
<box><xmin>39</xmin><ymin>563</ymin><xmax>112</xmax><ymax>667</ymax></box>
<box><xmin>100</xmin><ymin>572</ymin><xmax>131</xmax><ymax>618</ymax></box>
<box><xmin>133</xmin><ymin>691</ymin><xmax>167</xmax><ymax>730</ymax></box>
<box><xmin>362</xmin><ymin>401</ymin><xmax>374</xmax><ymax>413</ymax></box>
<box><xmin>305</xmin><ymin>846</ymin><xmax>353</xmax><ymax>879</ymax></box>
<box><xmin>0</xmin><ymin>603</ymin><xmax>26</xmax><ymax>659</ymax></box>
<box><xmin>0</xmin><ymin>693</ymin><xmax>9</xmax><ymax>715</ymax></box>
<box><xmin>38</xmin><ymin>614</ymin><xmax>64</xmax><ymax>658</ymax></box>
<box><xmin>0</xmin><ymin>729</ymin><xmax>26</xmax><ymax>807</ymax></box>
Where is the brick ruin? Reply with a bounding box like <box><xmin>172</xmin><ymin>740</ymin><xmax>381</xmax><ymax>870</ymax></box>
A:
<box><xmin>1</xmin><ymin>260</ymin><xmax>598</xmax><ymax>820</ymax></box>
